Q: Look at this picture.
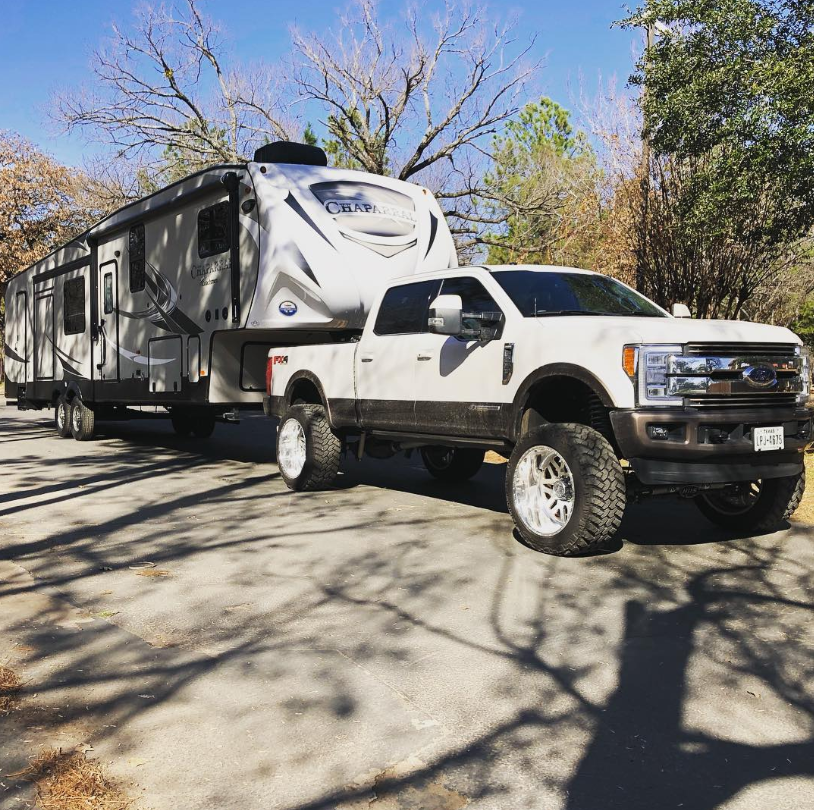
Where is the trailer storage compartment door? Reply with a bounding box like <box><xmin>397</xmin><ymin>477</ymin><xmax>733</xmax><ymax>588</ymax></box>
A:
<box><xmin>148</xmin><ymin>336</ymin><xmax>183</xmax><ymax>393</ymax></box>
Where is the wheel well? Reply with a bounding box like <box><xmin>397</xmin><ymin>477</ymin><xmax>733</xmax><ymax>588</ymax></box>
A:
<box><xmin>288</xmin><ymin>378</ymin><xmax>323</xmax><ymax>407</ymax></box>
<box><xmin>520</xmin><ymin>376</ymin><xmax>615</xmax><ymax>445</ymax></box>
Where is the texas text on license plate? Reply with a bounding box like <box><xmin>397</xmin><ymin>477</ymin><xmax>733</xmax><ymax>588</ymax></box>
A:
<box><xmin>752</xmin><ymin>426</ymin><xmax>785</xmax><ymax>452</ymax></box>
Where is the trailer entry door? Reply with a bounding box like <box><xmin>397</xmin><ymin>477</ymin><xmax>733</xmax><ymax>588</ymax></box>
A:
<box><xmin>35</xmin><ymin>292</ymin><xmax>54</xmax><ymax>380</ymax></box>
<box><xmin>98</xmin><ymin>260</ymin><xmax>120</xmax><ymax>382</ymax></box>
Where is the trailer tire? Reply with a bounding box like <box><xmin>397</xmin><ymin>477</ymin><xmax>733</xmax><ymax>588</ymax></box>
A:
<box><xmin>506</xmin><ymin>423</ymin><xmax>625</xmax><ymax>556</ymax></box>
<box><xmin>277</xmin><ymin>404</ymin><xmax>341</xmax><ymax>491</ymax></box>
<box><xmin>191</xmin><ymin>411</ymin><xmax>216</xmax><ymax>439</ymax></box>
<box><xmin>420</xmin><ymin>447</ymin><xmax>484</xmax><ymax>481</ymax></box>
<box><xmin>171</xmin><ymin>413</ymin><xmax>193</xmax><ymax>437</ymax></box>
<box><xmin>695</xmin><ymin>470</ymin><xmax>805</xmax><ymax>533</ymax></box>
<box><xmin>55</xmin><ymin>396</ymin><xmax>72</xmax><ymax>438</ymax></box>
<box><xmin>69</xmin><ymin>400</ymin><xmax>95</xmax><ymax>441</ymax></box>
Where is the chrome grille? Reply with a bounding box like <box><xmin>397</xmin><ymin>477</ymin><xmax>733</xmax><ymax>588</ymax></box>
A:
<box><xmin>684</xmin><ymin>342</ymin><xmax>798</xmax><ymax>357</ymax></box>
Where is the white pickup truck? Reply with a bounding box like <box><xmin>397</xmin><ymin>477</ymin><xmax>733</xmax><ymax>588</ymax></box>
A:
<box><xmin>264</xmin><ymin>265</ymin><xmax>812</xmax><ymax>556</ymax></box>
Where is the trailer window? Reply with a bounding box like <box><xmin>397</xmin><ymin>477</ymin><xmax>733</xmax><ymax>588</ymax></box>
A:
<box><xmin>129</xmin><ymin>223</ymin><xmax>146</xmax><ymax>293</ymax></box>
<box><xmin>103</xmin><ymin>273</ymin><xmax>114</xmax><ymax>314</ymax></box>
<box><xmin>198</xmin><ymin>201</ymin><xmax>231</xmax><ymax>258</ymax></box>
<box><xmin>374</xmin><ymin>280</ymin><xmax>439</xmax><ymax>336</ymax></box>
<box><xmin>64</xmin><ymin>277</ymin><xmax>86</xmax><ymax>335</ymax></box>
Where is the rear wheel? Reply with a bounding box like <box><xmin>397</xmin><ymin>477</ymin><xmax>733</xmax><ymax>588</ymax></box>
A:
<box><xmin>170</xmin><ymin>412</ymin><xmax>193</xmax><ymax>436</ymax></box>
<box><xmin>506</xmin><ymin>423</ymin><xmax>625</xmax><ymax>556</ymax></box>
<box><xmin>695</xmin><ymin>471</ymin><xmax>805</xmax><ymax>533</ymax></box>
<box><xmin>277</xmin><ymin>404</ymin><xmax>341</xmax><ymax>491</ymax></box>
<box><xmin>55</xmin><ymin>396</ymin><xmax>72</xmax><ymax>438</ymax></box>
<box><xmin>420</xmin><ymin>446</ymin><xmax>484</xmax><ymax>481</ymax></box>
<box><xmin>69</xmin><ymin>399</ymin><xmax>95</xmax><ymax>441</ymax></box>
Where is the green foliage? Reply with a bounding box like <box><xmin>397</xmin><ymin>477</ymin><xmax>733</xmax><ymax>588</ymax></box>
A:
<box><xmin>621</xmin><ymin>0</ymin><xmax>814</xmax><ymax>246</ymax></box>
<box><xmin>483</xmin><ymin>97</ymin><xmax>600</xmax><ymax>266</ymax></box>
<box><xmin>302</xmin><ymin>123</ymin><xmax>318</xmax><ymax>147</ymax></box>
<box><xmin>792</xmin><ymin>300</ymin><xmax>814</xmax><ymax>350</ymax></box>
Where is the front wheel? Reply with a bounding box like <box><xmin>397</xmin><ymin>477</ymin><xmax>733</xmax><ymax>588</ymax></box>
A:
<box><xmin>695</xmin><ymin>471</ymin><xmax>805</xmax><ymax>533</ymax></box>
<box><xmin>506</xmin><ymin>423</ymin><xmax>626</xmax><ymax>556</ymax></box>
<box><xmin>276</xmin><ymin>404</ymin><xmax>341</xmax><ymax>491</ymax></box>
<box><xmin>421</xmin><ymin>446</ymin><xmax>484</xmax><ymax>481</ymax></box>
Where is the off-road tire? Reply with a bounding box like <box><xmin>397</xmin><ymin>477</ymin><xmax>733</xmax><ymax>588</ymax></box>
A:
<box><xmin>695</xmin><ymin>470</ymin><xmax>805</xmax><ymax>533</ymax></box>
<box><xmin>421</xmin><ymin>446</ymin><xmax>484</xmax><ymax>481</ymax></box>
<box><xmin>69</xmin><ymin>400</ymin><xmax>95</xmax><ymax>441</ymax></box>
<box><xmin>55</xmin><ymin>396</ymin><xmax>72</xmax><ymax>438</ymax></box>
<box><xmin>277</xmin><ymin>404</ymin><xmax>341</xmax><ymax>492</ymax></box>
<box><xmin>506</xmin><ymin>423</ymin><xmax>626</xmax><ymax>556</ymax></box>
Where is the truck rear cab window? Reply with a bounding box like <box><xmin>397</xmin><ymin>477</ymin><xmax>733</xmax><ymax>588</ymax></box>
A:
<box><xmin>374</xmin><ymin>280</ymin><xmax>439</xmax><ymax>336</ymax></box>
<box><xmin>64</xmin><ymin>277</ymin><xmax>86</xmax><ymax>335</ymax></box>
<box><xmin>129</xmin><ymin>223</ymin><xmax>146</xmax><ymax>293</ymax></box>
<box><xmin>198</xmin><ymin>201</ymin><xmax>231</xmax><ymax>258</ymax></box>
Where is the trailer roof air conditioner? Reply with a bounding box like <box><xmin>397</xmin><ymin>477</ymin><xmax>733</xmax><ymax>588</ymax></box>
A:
<box><xmin>253</xmin><ymin>141</ymin><xmax>328</xmax><ymax>167</ymax></box>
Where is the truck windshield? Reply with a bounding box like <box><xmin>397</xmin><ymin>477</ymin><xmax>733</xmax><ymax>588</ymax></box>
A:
<box><xmin>492</xmin><ymin>270</ymin><xmax>667</xmax><ymax>318</ymax></box>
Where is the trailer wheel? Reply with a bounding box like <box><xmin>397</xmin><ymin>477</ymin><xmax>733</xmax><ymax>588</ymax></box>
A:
<box><xmin>170</xmin><ymin>412</ymin><xmax>193</xmax><ymax>437</ymax></box>
<box><xmin>695</xmin><ymin>470</ymin><xmax>805</xmax><ymax>533</ymax></box>
<box><xmin>55</xmin><ymin>396</ymin><xmax>72</xmax><ymax>438</ymax></box>
<box><xmin>69</xmin><ymin>400</ymin><xmax>95</xmax><ymax>441</ymax></box>
<box><xmin>191</xmin><ymin>411</ymin><xmax>216</xmax><ymax>439</ymax></box>
<box><xmin>420</xmin><ymin>446</ymin><xmax>484</xmax><ymax>481</ymax></box>
<box><xmin>277</xmin><ymin>404</ymin><xmax>341</xmax><ymax>491</ymax></box>
<box><xmin>506</xmin><ymin>423</ymin><xmax>625</xmax><ymax>556</ymax></box>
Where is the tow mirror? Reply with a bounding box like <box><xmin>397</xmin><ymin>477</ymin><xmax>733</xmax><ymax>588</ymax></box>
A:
<box><xmin>672</xmin><ymin>303</ymin><xmax>692</xmax><ymax>319</ymax></box>
<box><xmin>428</xmin><ymin>294</ymin><xmax>463</xmax><ymax>336</ymax></box>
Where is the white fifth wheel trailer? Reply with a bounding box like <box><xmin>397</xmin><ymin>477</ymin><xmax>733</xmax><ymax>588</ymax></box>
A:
<box><xmin>3</xmin><ymin>141</ymin><xmax>457</xmax><ymax>439</ymax></box>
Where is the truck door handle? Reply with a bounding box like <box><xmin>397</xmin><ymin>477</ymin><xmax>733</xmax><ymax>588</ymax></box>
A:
<box><xmin>417</xmin><ymin>352</ymin><xmax>433</xmax><ymax>361</ymax></box>
<box><xmin>360</xmin><ymin>355</ymin><xmax>374</xmax><ymax>363</ymax></box>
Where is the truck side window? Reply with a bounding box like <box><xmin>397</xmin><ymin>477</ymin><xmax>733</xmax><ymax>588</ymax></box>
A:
<box><xmin>129</xmin><ymin>223</ymin><xmax>146</xmax><ymax>293</ymax></box>
<box><xmin>440</xmin><ymin>276</ymin><xmax>501</xmax><ymax>315</ymax></box>
<box><xmin>198</xmin><ymin>201</ymin><xmax>231</xmax><ymax>258</ymax></box>
<box><xmin>64</xmin><ymin>277</ymin><xmax>86</xmax><ymax>335</ymax></box>
<box><xmin>374</xmin><ymin>280</ymin><xmax>440</xmax><ymax>336</ymax></box>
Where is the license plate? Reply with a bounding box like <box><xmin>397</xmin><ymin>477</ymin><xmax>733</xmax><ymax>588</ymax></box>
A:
<box><xmin>753</xmin><ymin>426</ymin><xmax>785</xmax><ymax>452</ymax></box>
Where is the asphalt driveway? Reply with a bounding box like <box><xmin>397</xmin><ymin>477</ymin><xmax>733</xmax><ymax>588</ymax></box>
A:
<box><xmin>1</xmin><ymin>401</ymin><xmax>812</xmax><ymax>810</ymax></box>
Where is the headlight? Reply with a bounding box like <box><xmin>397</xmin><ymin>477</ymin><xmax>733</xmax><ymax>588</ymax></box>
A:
<box><xmin>624</xmin><ymin>344</ymin><xmax>683</xmax><ymax>406</ymax></box>
<box><xmin>798</xmin><ymin>346</ymin><xmax>811</xmax><ymax>405</ymax></box>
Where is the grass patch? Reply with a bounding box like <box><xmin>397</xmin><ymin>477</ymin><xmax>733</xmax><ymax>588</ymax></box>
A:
<box><xmin>12</xmin><ymin>748</ymin><xmax>130</xmax><ymax>810</ymax></box>
<box><xmin>0</xmin><ymin>664</ymin><xmax>22</xmax><ymax>713</ymax></box>
<box><xmin>792</xmin><ymin>451</ymin><xmax>814</xmax><ymax>527</ymax></box>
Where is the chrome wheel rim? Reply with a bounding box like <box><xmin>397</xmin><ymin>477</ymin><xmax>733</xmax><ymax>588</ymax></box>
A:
<box><xmin>71</xmin><ymin>404</ymin><xmax>82</xmax><ymax>434</ymax></box>
<box><xmin>278</xmin><ymin>418</ymin><xmax>307</xmax><ymax>479</ymax></box>
<box><xmin>512</xmin><ymin>445</ymin><xmax>575</xmax><ymax>537</ymax></box>
<box><xmin>57</xmin><ymin>403</ymin><xmax>66</xmax><ymax>431</ymax></box>
<box><xmin>701</xmin><ymin>482</ymin><xmax>762</xmax><ymax>515</ymax></box>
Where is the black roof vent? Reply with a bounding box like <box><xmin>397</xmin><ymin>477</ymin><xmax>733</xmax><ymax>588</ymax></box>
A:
<box><xmin>253</xmin><ymin>141</ymin><xmax>328</xmax><ymax>167</ymax></box>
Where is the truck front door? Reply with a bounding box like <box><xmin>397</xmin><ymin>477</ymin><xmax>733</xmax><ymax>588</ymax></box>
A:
<box><xmin>413</xmin><ymin>275</ymin><xmax>509</xmax><ymax>437</ymax></box>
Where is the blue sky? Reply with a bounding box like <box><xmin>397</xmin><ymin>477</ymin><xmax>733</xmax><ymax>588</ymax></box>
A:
<box><xmin>0</xmin><ymin>0</ymin><xmax>642</xmax><ymax>168</ymax></box>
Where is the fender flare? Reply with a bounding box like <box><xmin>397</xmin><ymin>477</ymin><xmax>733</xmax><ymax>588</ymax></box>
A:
<box><xmin>284</xmin><ymin>370</ymin><xmax>329</xmax><ymax>411</ymax></box>
<box><xmin>510</xmin><ymin>363</ymin><xmax>615</xmax><ymax>441</ymax></box>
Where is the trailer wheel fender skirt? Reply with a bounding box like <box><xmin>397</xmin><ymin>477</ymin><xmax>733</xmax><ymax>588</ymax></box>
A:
<box><xmin>510</xmin><ymin>364</ymin><xmax>614</xmax><ymax>441</ymax></box>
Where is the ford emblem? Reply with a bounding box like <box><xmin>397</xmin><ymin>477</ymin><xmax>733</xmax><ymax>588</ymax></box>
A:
<box><xmin>279</xmin><ymin>300</ymin><xmax>297</xmax><ymax>317</ymax></box>
<box><xmin>742</xmin><ymin>363</ymin><xmax>778</xmax><ymax>389</ymax></box>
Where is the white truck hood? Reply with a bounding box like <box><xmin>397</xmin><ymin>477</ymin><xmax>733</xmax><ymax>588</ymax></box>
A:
<box><xmin>533</xmin><ymin>315</ymin><xmax>802</xmax><ymax>348</ymax></box>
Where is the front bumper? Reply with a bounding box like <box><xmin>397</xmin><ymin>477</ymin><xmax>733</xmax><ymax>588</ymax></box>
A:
<box><xmin>611</xmin><ymin>406</ymin><xmax>813</xmax><ymax>485</ymax></box>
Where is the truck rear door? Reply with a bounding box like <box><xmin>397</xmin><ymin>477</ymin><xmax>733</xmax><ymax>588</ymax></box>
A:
<box><xmin>355</xmin><ymin>279</ymin><xmax>440</xmax><ymax>432</ymax></box>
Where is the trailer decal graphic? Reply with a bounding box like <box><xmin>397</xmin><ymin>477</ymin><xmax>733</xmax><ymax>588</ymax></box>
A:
<box><xmin>4</xmin><ymin>345</ymin><xmax>26</xmax><ymax>364</ymax></box>
<box><xmin>284</xmin><ymin>194</ymin><xmax>334</xmax><ymax>248</ymax></box>
<box><xmin>118</xmin><ymin>262</ymin><xmax>203</xmax><ymax>337</ymax></box>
